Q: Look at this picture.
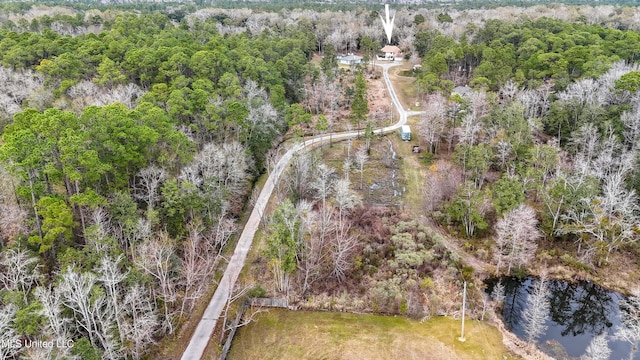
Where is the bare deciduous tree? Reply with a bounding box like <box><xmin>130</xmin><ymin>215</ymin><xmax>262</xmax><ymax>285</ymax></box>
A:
<box><xmin>327</xmin><ymin>29</ymin><xmax>347</xmax><ymax>54</ymax></box>
<box><xmin>331</xmin><ymin>221</ymin><xmax>359</xmax><ymax>282</ymax></box>
<box><xmin>0</xmin><ymin>66</ymin><xmax>45</xmax><ymax>121</ymax></box>
<box><xmin>342</xmin><ymin>157</ymin><xmax>352</xmax><ymax>182</ymax></box>
<box><xmin>419</xmin><ymin>95</ymin><xmax>448</xmax><ymax>154</ymax></box>
<box><xmin>353</xmin><ymin>145</ymin><xmax>368</xmax><ymax>190</ymax></box>
<box><xmin>0</xmin><ymin>248</ymin><xmax>41</xmax><ymax>301</ymax></box>
<box><xmin>85</xmin><ymin>208</ymin><xmax>111</xmax><ymax>256</ymax></box>
<box><xmin>180</xmin><ymin>223</ymin><xmax>218</xmax><ymax>317</ymax></box>
<box><xmin>178</xmin><ymin>162</ymin><xmax>202</xmax><ymax>188</ymax></box>
<box><xmin>265</xmin><ymin>147</ymin><xmax>282</xmax><ymax>177</ymax></box>
<box><xmin>582</xmin><ymin>332</ymin><xmax>611</xmax><ymax>360</ymax></box>
<box><xmin>614</xmin><ymin>296</ymin><xmax>640</xmax><ymax>360</ymax></box>
<box><xmin>58</xmin><ymin>267</ymin><xmax>120</xmax><ymax>358</ymax></box>
<box><xmin>312</xmin><ymin>163</ymin><xmax>336</xmax><ymax>209</ymax></box>
<box><xmin>135</xmin><ymin>166</ymin><xmax>167</xmax><ymax>211</ymax></box>
<box><xmin>494</xmin><ymin>139</ymin><xmax>513</xmax><ymax>170</ymax></box>
<box><xmin>0</xmin><ymin>304</ymin><xmax>20</xmax><ymax>359</ymax></box>
<box><xmin>211</xmin><ymin>209</ymin><xmax>237</xmax><ymax>256</ymax></box>
<box><xmin>517</xmin><ymin>85</ymin><xmax>552</xmax><ymax>121</ymax></box>
<box><xmin>622</xmin><ymin>106</ymin><xmax>640</xmax><ymax>151</ymax></box>
<box><xmin>96</xmin><ymin>255</ymin><xmax>128</xmax><ymax>345</ymax></box>
<box><xmin>331</xmin><ymin>179</ymin><xmax>361</xmax><ymax>282</ymax></box>
<box><xmin>423</xmin><ymin>160</ymin><xmax>462</xmax><ymax>212</ymax></box>
<box><xmin>135</xmin><ymin>233</ymin><xmax>176</xmax><ymax>334</ymax></box>
<box><xmin>121</xmin><ymin>284</ymin><xmax>160</xmax><ymax>360</ymax></box>
<box><xmin>558</xmin><ymin>78</ymin><xmax>606</xmax><ymax>110</ymax></box>
<box><xmin>297</xmin><ymin>204</ymin><xmax>326</xmax><ymax>294</ymax></box>
<box><xmin>286</xmin><ymin>152</ymin><xmax>313</xmax><ymax>200</ymax></box>
<box><xmin>500</xmin><ymin>79</ymin><xmax>519</xmax><ymax>101</ymax></box>
<box><xmin>195</xmin><ymin>141</ymin><xmax>252</xmax><ymax>201</ymax></box>
<box><xmin>34</xmin><ymin>286</ymin><xmax>72</xmax><ymax>344</ymax></box>
<box><xmin>468</xmin><ymin>89</ymin><xmax>491</xmax><ymax>119</ymax></box>
<box><xmin>494</xmin><ymin>204</ymin><xmax>541</xmax><ymax>274</ymax></box>
<box><xmin>311</xmin><ymin>163</ymin><xmax>336</xmax><ymax>247</ymax></box>
<box><xmin>244</xmin><ymin>80</ymin><xmax>281</xmax><ymax>147</ymax></box>
<box><xmin>522</xmin><ymin>277</ymin><xmax>550</xmax><ymax>343</ymax></box>
<box><xmin>67</xmin><ymin>81</ymin><xmax>144</xmax><ymax>110</ymax></box>
<box><xmin>455</xmin><ymin>113</ymin><xmax>483</xmax><ymax>146</ymax></box>
<box><xmin>491</xmin><ymin>280</ymin><xmax>505</xmax><ymax>307</ymax></box>
<box><xmin>561</xmin><ymin>172</ymin><xmax>639</xmax><ymax>266</ymax></box>
<box><xmin>305</xmin><ymin>73</ymin><xmax>339</xmax><ymax>115</ymax></box>
<box><xmin>333</xmin><ymin>179</ymin><xmax>361</xmax><ymax>229</ymax></box>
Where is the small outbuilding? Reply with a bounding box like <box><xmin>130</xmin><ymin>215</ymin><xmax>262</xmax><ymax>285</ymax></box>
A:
<box><xmin>337</xmin><ymin>54</ymin><xmax>363</xmax><ymax>66</ymax></box>
<box><xmin>400</xmin><ymin>125</ymin><xmax>411</xmax><ymax>141</ymax></box>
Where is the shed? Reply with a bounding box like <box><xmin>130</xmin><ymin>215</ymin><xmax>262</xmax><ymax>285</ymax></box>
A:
<box><xmin>400</xmin><ymin>125</ymin><xmax>411</xmax><ymax>141</ymax></box>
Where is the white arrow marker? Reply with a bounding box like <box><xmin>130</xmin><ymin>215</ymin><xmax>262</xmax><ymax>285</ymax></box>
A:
<box><xmin>379</xmin><ymin>4</ymin><xmax>395</xmax><ymax>45</ymax></box>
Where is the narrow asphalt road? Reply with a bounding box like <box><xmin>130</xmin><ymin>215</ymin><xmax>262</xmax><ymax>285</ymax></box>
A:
<box><xmin>181</xmin><ymin>61</ymin><xmax>421</xmax><ymax>360</ymax></box>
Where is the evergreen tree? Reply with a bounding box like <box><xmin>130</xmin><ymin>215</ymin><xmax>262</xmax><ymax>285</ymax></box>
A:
<box><xmin>350</xmin><ymin>71</ymin><xmax>368</xmax><ymax>134</ymax></box>
<box><xmin>321</xmin><ymin>45</ymin><xmax>338</xmax><ymax>78</ymax></box>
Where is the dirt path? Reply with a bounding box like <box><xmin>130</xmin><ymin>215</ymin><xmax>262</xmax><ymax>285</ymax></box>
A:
<box><xmin>421</xmin><ymin>219</ymin><xmax>492</xmax><ymax>274</ymax></box>
<box><xmin>390</xmin><ymin>82</ymin><xmax>549</xmax><ymax>360</ymax></box>
<box><xmin>181</xmin><ymin>61</ymin><xmax>419</xmax><ymax>360</ymax></box>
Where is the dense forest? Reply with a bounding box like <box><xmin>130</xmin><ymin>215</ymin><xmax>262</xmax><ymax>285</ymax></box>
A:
<box><xmin>414</xmin><ymin>15</ymin><xmax>640</xmax><ymax>250</ymax></box>
<box><xmin>0</xmin><ymin>6</ymin><xmax>317</xmax><ymax>359</ymax></box>
<box><xmin>0</xmin><ymin>2</ymin><xmax>639</xmax><ymax>359</ymax></box>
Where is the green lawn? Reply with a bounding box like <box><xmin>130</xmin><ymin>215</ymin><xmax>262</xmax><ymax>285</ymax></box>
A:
<box><xmin>228</xmin><ymin>309</ymin><xmax>516</xmax><ymax>360</ymax></box>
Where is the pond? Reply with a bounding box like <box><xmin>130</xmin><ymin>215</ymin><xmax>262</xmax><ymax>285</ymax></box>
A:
<box><xmin>486</xmin><ymin>276</ymin><xmax>639</xmax><ymax>359</ymax></box>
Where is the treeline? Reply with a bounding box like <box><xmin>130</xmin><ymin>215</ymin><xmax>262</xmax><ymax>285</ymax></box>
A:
<box><xmin>417</xmin><ymin>17</ymin><xmax>640</xmax><ymax>93</ymax></box>
<box><xmin>5</xmin><ymin>0</ymin><xmax>640</xmax><ymax>12</ymax></box>
<box><xmin>0</xmin><ymin>10</ymin><xmax>314</xmax><ymax>359</ymax></box>
<box><xmin>0</xmin><ymin>12</ymin><xmax>314</xmax><ymax>158</ymax></box>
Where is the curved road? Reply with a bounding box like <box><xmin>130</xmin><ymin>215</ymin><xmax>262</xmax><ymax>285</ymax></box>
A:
<box><xmin>181</xmin><ymin>61</ymin><xmax>421</xmax><ymax>360</ymax></box>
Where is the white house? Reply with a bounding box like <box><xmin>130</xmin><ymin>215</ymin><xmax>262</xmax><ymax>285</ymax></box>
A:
<box><xmin>337</xmin><ymin>54</ymin><xmax>363</xmax><ymax>66</ymax></box>
<box><xmin>379</xmin><ymin>45</ymin><xmax>402</xmax><ymax>61</ymax></box>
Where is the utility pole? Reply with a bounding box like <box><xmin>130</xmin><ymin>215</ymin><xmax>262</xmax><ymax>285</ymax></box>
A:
<box><xmin>459</xmin><ymin>280</ymin><xmax>467</xmax><ymax>342</ymax></box>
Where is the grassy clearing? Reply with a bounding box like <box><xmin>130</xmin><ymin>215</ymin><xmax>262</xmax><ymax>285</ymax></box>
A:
<box><xmin>387</xmin><ymin>62</ymin><xmax>419</xmax><ymax>111</ymax></box>
<box><xmin>229</xmin><ymin>309</ymin><xmax>516</xmax><ymax>360</ymax></box>
<box><xmin>320</xmin><ymin>137</ymin><xmax>404</xmax><ymax>207</ymax></box>
<box><xmin>394</xmin><ymin>116</ymin><xmax>426</xmax><ymax>215</ymax></box>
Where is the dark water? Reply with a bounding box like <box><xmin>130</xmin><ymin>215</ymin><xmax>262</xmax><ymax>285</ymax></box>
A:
<box><xmin>486</xmin><ymin>277</ymin><xmax>639</xmax><ymax>360</ymax></box>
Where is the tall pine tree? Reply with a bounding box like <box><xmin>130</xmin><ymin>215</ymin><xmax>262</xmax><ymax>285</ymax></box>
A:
<box><xmin>350</xmin><ymin>71</ymin><xmax>368</xmax><ymax>134</ymax></box>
